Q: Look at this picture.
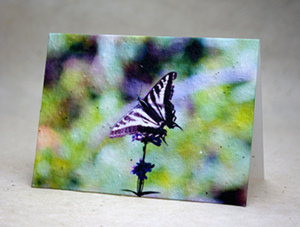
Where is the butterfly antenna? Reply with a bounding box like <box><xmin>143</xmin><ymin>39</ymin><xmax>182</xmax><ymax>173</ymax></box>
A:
<box><xmin>136</xmin><ymin>84</ymin><xmax>143</xmax><ymax>101</ymax></box>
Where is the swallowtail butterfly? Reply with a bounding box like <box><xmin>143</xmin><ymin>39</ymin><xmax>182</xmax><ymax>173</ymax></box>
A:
<box><xmin>109</xmin><ymin>72</ymin><xmax>182</xmax><ymax>146</ymax></box>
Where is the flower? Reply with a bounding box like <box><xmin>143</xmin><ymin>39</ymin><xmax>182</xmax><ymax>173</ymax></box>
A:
<box><xmin>132</xmin><ymin>133</ymin><xmax>162</xmax><ymax>146</ymax></box>
<box><xmin>131</xmin><ymin>159</ymin><xmax>155</xmax><ymax>180</ymax></box>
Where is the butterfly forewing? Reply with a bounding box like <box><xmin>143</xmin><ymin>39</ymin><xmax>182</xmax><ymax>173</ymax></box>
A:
<box><xmin>109</xmin><ymin>105</ymin><xmax>161</xmax><ymax>138</ymax></box>
<box><xmin>143</xmin><ymin>72</ymin><xmax>177</xmax><ymax>121</ymax></box>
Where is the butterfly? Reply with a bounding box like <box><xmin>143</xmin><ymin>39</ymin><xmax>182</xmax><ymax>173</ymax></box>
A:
<box><xmin>109</xmin><ymin>71</ymin><xmax>182</xmax><ymax>146</ymax></box>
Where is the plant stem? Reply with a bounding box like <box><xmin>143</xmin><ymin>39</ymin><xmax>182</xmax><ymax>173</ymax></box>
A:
<box><xmin>142</xmin><ymin>142</ymin><xmax>147</xmax><ymax>162</ymax></box>
<box><xmin>137</xmin><ymin>178</ymin><xmax>144</xmax><ymax>196</ymax></box>
<box><xmin>136</xmin><ymin>142</ymin><xmax>147</xmax><ymax>196</ymax></box>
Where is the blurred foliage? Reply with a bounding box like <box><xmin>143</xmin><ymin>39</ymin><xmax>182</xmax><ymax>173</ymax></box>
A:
<box><xmin>32</xmin><ymin>34</ymin><xmax>259</xmax><ymax>206</ymax></box>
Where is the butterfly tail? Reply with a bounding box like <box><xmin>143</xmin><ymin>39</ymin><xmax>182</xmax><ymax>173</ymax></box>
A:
<box><xmin>174</xmin><ymin>123</ymin><xmax>183</xmax><ymax>131</ymax></box>
<box><xmin>162</xmin><ymin>136</ymin><xmax>168</xmax><ymax>146</ymax></box>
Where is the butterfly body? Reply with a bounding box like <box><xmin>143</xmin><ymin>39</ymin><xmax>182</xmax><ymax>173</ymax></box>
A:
<box><xmin>109</xmin><ymin>71</ymin><xmax>181</xmax><ymax>145</ymax></box>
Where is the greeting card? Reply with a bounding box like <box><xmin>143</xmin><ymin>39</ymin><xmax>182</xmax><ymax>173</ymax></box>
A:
<box><xmin>32</xmin><ymin>34</ymin><xmax>261</xmax><ymax>206</ymax></box>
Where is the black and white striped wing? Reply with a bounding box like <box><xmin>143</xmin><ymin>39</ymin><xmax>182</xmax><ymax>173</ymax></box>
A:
<box><xmin>142</xmin><ymin>71</ymin><xmax>178</xmax><ymax>129</ymax></box>
<box><xmin>109</xmin><ymin>104</ymin><xmax>160</xmax><ymax>138</ymax></box>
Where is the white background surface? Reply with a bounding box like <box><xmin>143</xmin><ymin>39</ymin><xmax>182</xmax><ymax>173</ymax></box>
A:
<box><xmin>1</xmin><ymin>1</ymin><xmax>299</xmax><ymax>226</ymax></box>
